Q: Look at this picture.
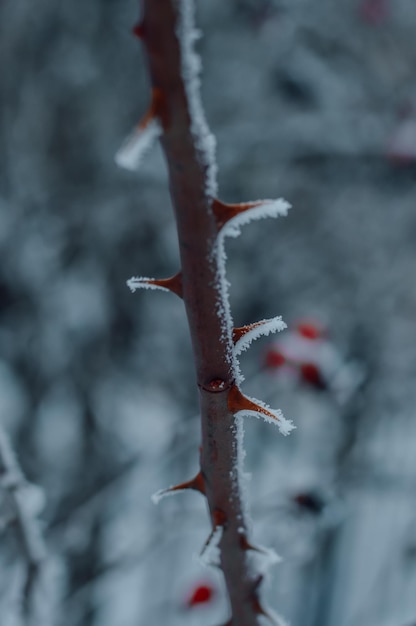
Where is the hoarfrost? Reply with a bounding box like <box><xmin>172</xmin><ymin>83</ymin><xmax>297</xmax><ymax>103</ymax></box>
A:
<box><xmin>176</xmin><ymin>0</ymin><xmax>218</xmax><ymax>197</ymax></box>
<box><xmin>199</xmin><ymin>525</ymin><xmax>223</xmax><ymax>567</ymax></box>
<box><xmin>126</xmin><ymin>277</ymin><xmax>170</xmax><ymax>293</ymax></box>
<box><xmin>151</xmin><ymin>487</ymin><xmax>183</xmax><ymax>505</ymax></box>
<box><xmin>212</xmin><ymin>197</ymin><xmax>290</xmax><ymax>385</ymax></box>
<box><xmin>234</xmin><ymin>317</ymin><xmax>287</xmax><ymax>356</ymax></box>
<box><xmin>220</xmin><ymin>199</ymin><xmax>291</xmax><ymax>239</ymax></box>
<box><xmin>236</xmin><ymin>395</ymin><xmax>295</xmax><ymax>436</ymax></box>
<box><xmin>115</xmin><ymin>118</ymin><xmax>161</xmax><ymax>172</ymax></box>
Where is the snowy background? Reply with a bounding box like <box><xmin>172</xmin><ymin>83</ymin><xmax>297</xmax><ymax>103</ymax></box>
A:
<box><xmin>2</xmin><ymin>0</ymin><xmax>416</xmax><ymax>624</ymax></box>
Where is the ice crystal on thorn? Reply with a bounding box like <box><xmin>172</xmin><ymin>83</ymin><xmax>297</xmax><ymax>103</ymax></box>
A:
<box><xmin>233</xmin><ymin>317</ymin><xmax>287</xmax><ymax>356</ymax></box>
<box><xmin>127</xmin><ymin>277</ymin><xmax>171</xmax><ymax>293</ymax></box>
<box><xmin>214</xmin><ymin>198</ymin><xmax>291</xmax><ymax>237</ymax></box>
<box><xmin>228</xmin><ymin>386</ymin><xmax>295</xmax><ymax>436</ymax></box>
<box><xmin>211</xmin><ymin>197</ymin><xmax>290</xmax><ymax>385</ymax></box>
<box><xmin>115</xmin><ymin>118</ymin><xmax>162</xmax><ymax>172</ymax></box>
<box><xmin>127</xmin><ymin>273</ymin><xmax>183</xmax><ymax>297</ymax></box>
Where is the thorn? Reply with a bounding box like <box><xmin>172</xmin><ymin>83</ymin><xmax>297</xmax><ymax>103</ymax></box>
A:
<box><xmin>200</xmin><ymin>509</ymin><xmax>226</xmax><ymax>556</ymax></box>
<box><xmin>148</xmin><ymin>273</ymin><xmax>183</xmax><ymax>297</ymax></box>
<box><xmin>138</xmin><ymin>87</ymin><xmax>164</xmax><ymax>129</ymax></box>
<box><xmin>239</xmin><ymin>534</ymin><xmax>264</xmax><ymax>553</ymax></box>
<box><xmin>151</xmin><ymin>471</ymin><xmax>205</xmax><ymax>504</ymax></box>
<box><xmin>132</xmin><ymin>22</ymin><xmax>145</xmax><ymax>39</ymax></box>
<box><xmin>212</xmin><ymin>508</ymin><xmax>227</xmax><ymax>527</ymax></box>
<box><xmin>170</xmin><ymin>472</ymin><xmax>205</xmax><ymax>495</ymax></box>
<box><xmin>212</xmin><ymin>198</ymin><xmax>268</xmax><ymax>230</ymax></box>
<box><xmin>128</xmin><ymin>272</ymin><xmax>183</xmax><ymax>298</ymax></box>
<box><xmin>200</xmin><ymin>511</ymin><xmax>224</xmax><ymax>566</ymax></box>
<box><xmin>233</xmin><ymin>322</ymin><xmax>264</xmax><ymax>344</ymax></box>
<box><xmin>233</xmin><ymin>320</ymin><xmax>270</xmax><ymax>345</ymax></box>
<box><xmin>227</xmin><ymin>385</ymin><xmax>280</xmax><ymax>424</ymax></box>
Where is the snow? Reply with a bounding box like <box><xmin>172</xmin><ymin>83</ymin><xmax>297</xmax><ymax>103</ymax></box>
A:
<box><xmin>115</xmin><ymin>118</ymin><xmax>161</xmax><ymax>172</ymax></box>
<box><xmin>235</xmin><ymin>395</ymin><xmax>295</xmax><ymax>437</ymax></box>
<box><xmin>176</xmin><ymin>0</ymin><xmax>218</xmax><ymax>197</ymax></box>
<box><xmin>126</xmin><ymin>277</ymin><xmax>170</xmax><ymax>293</ymax></box>
<box><xmin>234</xmin><ymin>317</ymin><xmax>287</xmax><ymax>356</ymax></box>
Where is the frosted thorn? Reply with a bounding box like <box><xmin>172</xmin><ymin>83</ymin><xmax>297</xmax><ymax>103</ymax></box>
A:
<box><xmin>200</xmin><ymin>508</ymin><xmax>226</xmax><ymax>563</ymax></box>
<box><xmin>233</xmin><ymin>317</ymin><xmax>286</xmax><ymax>355</ymax></box>
<box><xmin>228</xmin><ymin>386</ymin><xmax>279</xmax><ymax>424</ymax></box>
<box><xmin>161</xmin><ymin>472</ymin><xmax>205</xmax><ymax>498</ymax></box>
<box><xmin>233</xmin><ymin>324</ymin><xmax>260</xmax><ymax>344</ymax></box>
<box><xmin>212</xmin><ymin>198</ymin><xmax>267</xmax><ymax>231</ymax></box>
<box><xmin>147</xmin><ymin>273</ymin><xmax>183</xmax><ymax>297</ymax></box>
<box><xmin>132</xmin><ymin>22</ymin><xmax>145</xmax><ymax>39</ymax></box>
<box><xmin>239</xmin><ymin>534</ymin><xmax>263</xmax><ymax>553</ymax></box>
<box><xmin>171</xmin><ymin>472</ymin><xmax>205</xmax><ymax>495</ymax></box>
<box><xmin>115</xmin><ymin>88</ymin><xmax>165</xmax><ymax>171</ymax></box>
<box><xmin>127</xmin><ymin>272</ymin><xmax>183</xmax><ymax>298</ymax></box>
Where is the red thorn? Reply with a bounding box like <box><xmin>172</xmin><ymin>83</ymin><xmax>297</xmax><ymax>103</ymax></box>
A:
<box><xmin>136</xmin><ymin>87</ymin><xmax>168</xmax><ymax>132</ymax></box>
<box><xmin>227</xmin><ymin>385</ymin><xmax>280</xmax><ymax>423</ymax></box>
<box><xmin>232</xmin><ymin>321</ymin><xmax>265</xmax><ymax>344</ymax></box>
<box><xmin>169</xmin><ymin>472</ymin><xmax>205</xmax><ymax>495</ymax></box>
<box><xmin>213</xmin><ymin>508</ymin><xmax>227</xmax><ymax>527</ymax></box>
<box><xmin>144</xmin><ymin>272</ymin><xmax>183</xmax><ymax>298</ymax></box>
<box><xmin>212</xmin><ymin>198</ymin><xmax>266</xmax><ymax>231</ymax></box>
<box><xmin>239</xmin><ymin>534</ymin><xmax>263</xmax><ymax>553</ymax></box>
<box><xmin>132</xmin><ymin>22</ymin><xmax>145</xmax><ymax>39</ymax></box>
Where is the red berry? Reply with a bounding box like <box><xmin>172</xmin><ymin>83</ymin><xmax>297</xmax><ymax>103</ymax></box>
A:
<box><xmin>300</xmin><ymin>363</ymin><xmax>326</xmax><ymax>390</ymax></box>
<box><xmin>187</xmin><ymin>583</ymin><xmax>214</xmax><ymax>607</ymax></box>
<box><xmin>297</xmin><ymin>322</ymin><xmax>321</xmax><ymax>340</ymax></box>
<box><xmin>264</xmin><ymin>349</ymin><xmax>285</xmax><ymax>369</ymax></box>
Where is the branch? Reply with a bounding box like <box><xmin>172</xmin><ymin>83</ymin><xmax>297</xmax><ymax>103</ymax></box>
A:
<box><xmin>0</xmin><ymin>426</ymin><xmax>47</xmax><ymax>620</ymax></box>
<box><xmin>125</xmin><ymin>1</ymin><xmax>293</xmax><ymax>622</ymax></box>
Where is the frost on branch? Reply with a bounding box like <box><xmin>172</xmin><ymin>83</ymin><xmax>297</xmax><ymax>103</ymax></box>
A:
<box><xmin>127</xmin><ymin>272</ymin><xmax>183</xmax><ymax>298</ymax></box>
<box><xmin>228</xmin><ymin>385</ymin><xmax>295</xmax><ymax>436</ymax></box>
<box><xmin>176</xmin><ymin>0</ymin><xmax>218</xmax><ymax>197</ymax></box>
<box><xmin>233</xmin><ymin>317</ymin><xmax>287</xmax><ymax>356</ymax></box>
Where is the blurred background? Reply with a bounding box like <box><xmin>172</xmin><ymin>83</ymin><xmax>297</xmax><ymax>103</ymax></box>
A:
<box><xmin>1</xmin><ymin>0</ymin><xmax>416</xmax><ymax>624</ymax></box>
